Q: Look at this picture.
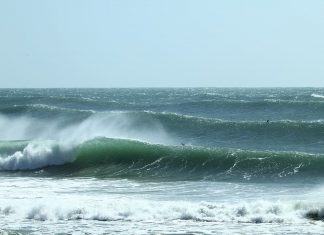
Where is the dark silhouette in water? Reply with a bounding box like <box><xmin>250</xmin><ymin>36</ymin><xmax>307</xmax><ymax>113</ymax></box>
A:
<box><xmin>181</xmin><ymin>143</ymin><xmax>185</xmax><ymax>146</ymax></box>
<box><xmin>266</xmin><ymin>120</ymin><xmax>270</xmax><ymax>123</ymax></box>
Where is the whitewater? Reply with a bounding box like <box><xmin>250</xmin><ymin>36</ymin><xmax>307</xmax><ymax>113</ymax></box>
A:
<box><xmin>1</xmin><ymin>88</ymin><xmax>324</xmax><ymax>234</ymax></box>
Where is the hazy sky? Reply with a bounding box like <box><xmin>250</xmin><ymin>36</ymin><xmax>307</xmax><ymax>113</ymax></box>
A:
<box><xmin>0</xmin><ymin>0</ymin><xmax>324</xmax><ymax>88</ymax></box>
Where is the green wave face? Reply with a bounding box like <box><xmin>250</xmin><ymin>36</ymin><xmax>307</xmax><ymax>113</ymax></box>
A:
<box><xmin>68</xmin><ymin>138</ymin><xmax>324</xmax><ymax>181</ymax></box>
<box><xmin>2</xmin><ymin>138</ymin><xmax>323</xmax><ymax>181</ymax></box>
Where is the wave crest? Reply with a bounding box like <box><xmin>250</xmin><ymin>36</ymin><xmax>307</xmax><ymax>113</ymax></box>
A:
<box><xmin>0</xmin><ymin>142</ymin><xmax>75</xmax><ymax>170</ymax></box>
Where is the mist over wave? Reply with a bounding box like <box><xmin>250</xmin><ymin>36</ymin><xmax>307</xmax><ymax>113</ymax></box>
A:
<box><xmin>2</xmin><ymin>107</ymin><xmax>324</xmax><ymax>154</ymax></box>
<box><xmin>0</xmin><ymin>112</ymin><xmax>174</xmax><ymax>145</ymax></box>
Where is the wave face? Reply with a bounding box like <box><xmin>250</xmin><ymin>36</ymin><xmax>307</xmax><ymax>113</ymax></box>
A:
<box><xmin>1</xmin><ymin>88</ymin><xmax>324</xmax><ymax>181</ymax></box>
<box><xmin>1</xmin><ymin>138</ymin><xmax>324</xmax><ymax>181</ymax></box>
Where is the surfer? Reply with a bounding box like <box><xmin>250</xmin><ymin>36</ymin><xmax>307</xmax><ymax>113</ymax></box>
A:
<box><xmin>266</xmin><ymin>120</ymin><xmax>270</xmax><ymax>123</ymax></box>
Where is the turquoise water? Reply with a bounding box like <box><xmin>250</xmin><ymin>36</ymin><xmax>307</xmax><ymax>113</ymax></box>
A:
<box><xmin>1</xmin><ymin>88</ymin><xmax>324</xmax><ymax>234</ymax></box>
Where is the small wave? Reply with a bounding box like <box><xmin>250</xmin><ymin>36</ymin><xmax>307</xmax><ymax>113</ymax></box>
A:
<box><xmin>144</xmin><ymin>111</ymin><xmax>324</xmax><ymax>125</ymax></box>
<box><xmin>311</xmin><ymin>93</ymin><xmax>324</xmax><ymax>99</ymax></box>
<box><xmin>14</xmin><ymin>104</ymin><xmax>96</xmax><ymax>114</ymax></box>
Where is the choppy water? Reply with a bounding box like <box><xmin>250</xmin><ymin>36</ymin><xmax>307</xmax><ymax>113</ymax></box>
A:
<box><xmin>1</xmin><ymin>88</ymin><xmax>324</xmax><ymax>234</ymax></box>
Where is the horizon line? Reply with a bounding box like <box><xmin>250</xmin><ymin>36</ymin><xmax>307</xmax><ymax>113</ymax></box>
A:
<box><xmin>0</xmin><ymin>86</ymin><xmax>324</xmax><ymax>89</ymax></box>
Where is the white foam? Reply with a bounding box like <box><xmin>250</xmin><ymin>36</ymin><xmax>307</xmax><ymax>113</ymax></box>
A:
<box><xmin>0</xmin><ymin>142</ymin><xmax>74</xmax><ymax>170</ymax></box>
<box><xmin>311</xmin><ymin>93</ymin><xmax>324</xmax><ymax>99</ymax></box>
<box><xmin>0</xmin><ymin>198</ymin><xmax>322</xmax><ymax>224</ymax></box>
<box><xmin>1</xmin><ymin>177</ymin><xmax>323</xmax><ymax>234</ymax></box>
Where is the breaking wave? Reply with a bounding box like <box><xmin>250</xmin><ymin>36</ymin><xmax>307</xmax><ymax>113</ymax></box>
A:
<box><xmin>1</xmin><ymin>138</ymin><xmax>324</xmax><ymax>181</ymax></box>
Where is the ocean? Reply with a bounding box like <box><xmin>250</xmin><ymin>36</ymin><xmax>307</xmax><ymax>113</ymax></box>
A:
<box><xmin>1</xmin><ymin>88</ymin><xmax>324</xmax><ymax>234</ymax></box>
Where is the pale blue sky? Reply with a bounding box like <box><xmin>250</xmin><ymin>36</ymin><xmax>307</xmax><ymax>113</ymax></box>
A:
<box><xmin>0</xmin><ymin>0</ymin><xmax>323</xmax><ymax>87</ymax></box>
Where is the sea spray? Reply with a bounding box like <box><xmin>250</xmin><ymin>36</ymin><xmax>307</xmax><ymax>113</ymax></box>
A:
<box><xmin>0</xmin><ymin>112</ymin><xmax>174</xmax><ymax>145</ymax></box>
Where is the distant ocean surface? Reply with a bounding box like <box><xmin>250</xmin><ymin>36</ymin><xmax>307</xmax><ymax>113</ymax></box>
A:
<box><xmin>1</xmin><ymin>88</ymin><xmax>324</xmax><ymax>234</ymax></box>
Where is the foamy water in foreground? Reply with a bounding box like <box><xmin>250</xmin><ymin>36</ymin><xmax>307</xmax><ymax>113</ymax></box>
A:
<box><xmin>1</xmin><ymin>178</ymin><xmax>324</xmax><ymax>234</ymax></box>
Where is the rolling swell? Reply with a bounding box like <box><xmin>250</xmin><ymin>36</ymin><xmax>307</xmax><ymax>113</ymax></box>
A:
<box><xmin>145</xmin><ymin>111</ymin><xmax>324</xmax><ymax>131</ymax></box>
<box><xmin>1</xmin><ymin>138</ymin><xmax>324</xmax><ymax>181</ymax></box>
<box><xmin>123</xmin><ymin>112</ymin><xmax>324</xmax><ymax>153</ymax></box>
<box><xmin>2</xmin><ymin>92</ymin><xmax>324</xmax><ymax>121</ymax></box>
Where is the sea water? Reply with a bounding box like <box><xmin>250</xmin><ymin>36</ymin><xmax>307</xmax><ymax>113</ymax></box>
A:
<box><xmin>1</xmin><ymin>88</ymin><xmax>324</xmax><ymax>234</ymax></box>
